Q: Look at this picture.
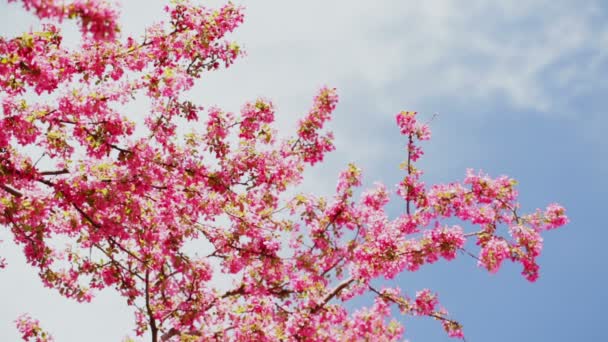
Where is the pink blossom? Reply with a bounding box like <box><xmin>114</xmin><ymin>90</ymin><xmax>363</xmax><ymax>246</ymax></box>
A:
<box><xmin>15</xmin><ymin>314</ymin><xmax>53</xmax><ymax>342</ymax></box>
<box><xmin>414</xmin><ymin>289</ymin><xmax>438</xmax><ymax>316</ymax></box>
<box><xmin>544</xmin><ymin>203</ymin><xmax>569</xmax><ymax>229</ymax></box>
<box><xmin>479</xmin><ymin>237</ymin><xmax>510</xmax><ymax>273</ymax></box>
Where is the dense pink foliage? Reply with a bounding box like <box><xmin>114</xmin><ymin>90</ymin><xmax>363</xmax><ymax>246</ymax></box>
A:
<box><xmin>0</xmin><ymin>1</ymin><xmax>568</xmax><ymax>341</ymax></box>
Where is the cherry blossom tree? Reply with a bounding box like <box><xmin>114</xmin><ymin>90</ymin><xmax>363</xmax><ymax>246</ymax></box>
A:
<box><xmin>0</xmin><ymin>0</ymin><xmax>568</xmax><ymax>341</ymax></box>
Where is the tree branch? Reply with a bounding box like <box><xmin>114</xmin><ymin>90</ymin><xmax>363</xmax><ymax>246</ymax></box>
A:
<box><xmin>1</xmin><ymin>184</ymin><xmax>23</xmax><ymax>198</ymax></box>
<box><xmin>311</xmin><ymin>277</ymin><xmax>354</xmax><ymax>313</ymax></box>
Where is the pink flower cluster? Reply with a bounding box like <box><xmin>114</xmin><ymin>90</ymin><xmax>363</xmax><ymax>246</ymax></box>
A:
<box><xmin>8</xmin><ymin>0</ymin><xmax>120</xmax><ymax>41</ymax></box>
<box><xmin>15</xmin><ymin>314</ymin><xmax>53</xmax><ymax>342</ymax></box>
<box><xmin>296</xmin><ymin>87</ymin><xmax>338</xmax><ymax>164</ymax></box>
<box><xmin>413</xmin><ymin>289</ymin><xmax>438</xmax><ymax>315</ymax></box>
<box><xmin>544</xmin><ymin>203</ymin><xmax>569</xmax><ymax>229</ymax></box>
<box><xmin>479</xmin><ymin>237</ymin><xmax>510</xmax><ymax>273</ymax></box>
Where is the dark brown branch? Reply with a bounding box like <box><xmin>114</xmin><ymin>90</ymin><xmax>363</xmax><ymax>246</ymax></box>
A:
<box><xmin>92</xmin><ymin>243</ymin><xmax>144</xmax><ymax>281</ymax></box>
<box><xmin>1</xmin><ymin>184</ymin><xmax>23</xmax><ymax>197</ymax></box>
<box><xmin>370</xmin><ymin>285</ymin><xmax>466</xmax><ymax>341</ymax></box>
<box><xmin>311</xmin><ymin>277</ymin><xmax>354</xmax><ymax>313</ymax></box>
<box><xmin>39</xmin><ymin>169</ymin><xmax>69</xmax><ymax>176</ymax></box>
<box><xmin>160</xmin><ymin>285</ymin><xmax>246</xmax><ymax>341</ymax></box>
<box><xmin>459</xmin><ymin>247</ymin><xmax>481</xmax><ymax>261</ymax></box>
<box><xmin>145</xmin><ymin>271</ymin><xmax>159</xmax><ymax>342</ymax></box>
<box><xmin>406</xmin><ymin>133</ymin><xmax>413</xmax><ymax>215</ymax></box>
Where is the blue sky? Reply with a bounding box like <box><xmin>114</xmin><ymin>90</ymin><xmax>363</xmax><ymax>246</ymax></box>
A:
<box><xmin>1</xmin><ymin>0</ymin><xmax>606</xmax><ymax>341</ymax></box>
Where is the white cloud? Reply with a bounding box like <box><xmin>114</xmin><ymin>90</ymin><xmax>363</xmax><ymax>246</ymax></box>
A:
<box><xmin>207</xmin><ymin>0</ymin><xmax>608</xmax><ymax>114</ymax></box>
